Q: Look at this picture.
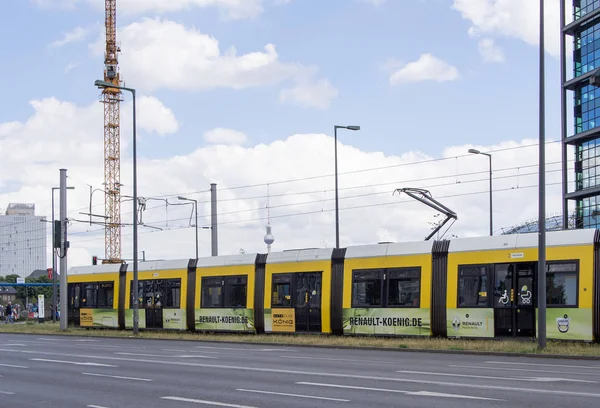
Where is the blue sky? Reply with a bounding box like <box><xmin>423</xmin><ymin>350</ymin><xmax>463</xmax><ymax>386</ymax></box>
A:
<box><xmin>0</xmin><ymin>0</ymin><xmax>572</xmax><ymax>265</ymax></box>
<box><xmin>1</xmin><ymin>0</ymin><xmax>562</xmax><ymax>158</ymax></box>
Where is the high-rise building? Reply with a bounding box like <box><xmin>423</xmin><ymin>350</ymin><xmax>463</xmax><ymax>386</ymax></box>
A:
<box><xmin>561</xmin><ymin>1</ymin><xmax>600</xmax><ymax>229</ymax></box>
<box><xmin>0</xmin><ymin>203</ymin><xmax>47</xmax><ymax>277</ymax></box>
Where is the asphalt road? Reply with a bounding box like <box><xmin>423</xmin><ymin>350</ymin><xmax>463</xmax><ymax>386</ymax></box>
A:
<box><xmin>0</xmin><ymin>333</ymin><xmax>599</xmax><ymax>408</ymax></box>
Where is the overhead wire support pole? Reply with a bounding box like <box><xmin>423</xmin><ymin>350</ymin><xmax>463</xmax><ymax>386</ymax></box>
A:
<box><xmin>59</xmin><ymin>169</ymin><xmax>68</xmax><ymax>331</ymax></box>
<box><xmin>538</xmin><ymin>0</ymin><xmax>547</xmax><ymax>350</ymax></box>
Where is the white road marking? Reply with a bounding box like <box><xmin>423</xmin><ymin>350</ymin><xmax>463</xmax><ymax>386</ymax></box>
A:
<box><xmin>82</xmin><ymin>373</ymin><xmax>152</xmax><ymax>382</ymax></box>
<box><xmin>30</xmin><ymin>358</ymin><xmax>117</xmax><ymax>367</ymax></box>
<box><xmin>161</xmin><ymin>396</ymin><xmax>258</xmax><ymax>407</ymax></box>
<box><xmin>162</xmin><ymin>349</ymin><xmax>221</xmax><ymax>354</ymax></box>
<box><xmin>5</xmin><ymin>347</ymin><xmax>600</xmax><ymax>399</ymax></box>
<box><xmin>0</xmin><ymin>391</ymin><xmax>15</xmax><ymax>395</ymax></box>
<box><xmin>449</xmin><ymin>364</ymin><xmax>600</xmax><ymax>377</ymax></box>
<box><xmin>115</xmin><ymin>352</ymin><xmax>215</xmax><ymax>359</ymax></box>
<box><xmin>395</xmin><ymin>370</ymin><xmax>597</xmax><ymax>383</ymax></box>
<box><xmin>193</xmin><ymin>345</ymin><xmax>295</xmax><ymax>352</ymax></box>
<box><xmin>485</xmin><ymin>361</ymin><xmax>600</xmax><ymax>370</ymax></box>
<box><xmin>0</xmin><ymin>363</ymin><xmax>28</xmax><ymax>369</ymax></box>
<box><xmin>296</xmin><ymin>382</ymin><xmax>506</xmax><ymax>401</ymax></box>
<box><xmin>280</xmin><ymin>355</ymin><xmax>396</xmax><ymax>364</ymax></box>
<box><xmin>407</xmin><ymin>391</ymin><xmax>504</xmax><ymax>400</ymax></box>
<box><xmin>5</xmin><ymin>344</ymin><xmax>26</xmax><ymax>347</ymax></box>
<box><xmin>87</xmin><ymin>405</ymin><xmax>111</xmax><ymax>408</ymax></box>
<box><xmin>236</xmin><ymin>388</ymin><xmax>349</xmax><ymax>402</ymax></box>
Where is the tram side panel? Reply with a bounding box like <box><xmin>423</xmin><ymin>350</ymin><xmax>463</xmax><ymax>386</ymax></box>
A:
<box><xmin>67</xmin><ymin>264</ymin><xmax>122</xmax><ymax>329</ymax></box>
<box><xmin>123</xmin><ymin>260</ymin><xmax>189</xmax><ymax>330</ymax></box>
<box><xmin>543</xmin><ymin>230</ymin><xmax>596</xmax><ymax>342</ymax></box>
<box><xmin>263</xmin><ymin>249</ymin><xmax>334</xmax><ymax>334</ymax></box>
<box><xmin>446</xmin><ymin>229</ymin><xmax>597</xmax><ymax>342</ymax></box>
<box><xmin>193</xmin><ymin>253</ymin><xmax>262</xmax><ymax>333</ymax></box>
<box><xmin>341</xmin><ymin>241</ymin><xmax>434</xmax><ymax>337</ymax></box>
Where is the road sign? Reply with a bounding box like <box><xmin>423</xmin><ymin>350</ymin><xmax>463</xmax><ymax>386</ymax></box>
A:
<box><xmin>16</xmin><ymin>277</ymin><xmax>25</xmax><ymax>284</ymax></box>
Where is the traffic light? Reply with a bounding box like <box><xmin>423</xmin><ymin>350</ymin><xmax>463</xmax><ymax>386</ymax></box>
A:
<box><xmin>47</xmin><ymin>268</ymin><xmax>53</xmax><ymax>279</ymax></box>
<box><xmin>92</xmin><ymin>256</ymin><xmax>98</xmax><ymax>265</ymax></box>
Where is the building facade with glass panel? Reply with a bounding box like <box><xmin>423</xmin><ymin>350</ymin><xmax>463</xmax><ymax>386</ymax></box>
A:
<box><xmin>562</xmin><ymin>1</ymin><xmax>600</xmax><ymax>229</ymax></box>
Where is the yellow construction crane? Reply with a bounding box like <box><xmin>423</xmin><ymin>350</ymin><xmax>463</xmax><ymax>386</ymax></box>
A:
<box><xmin>101</xmin><ymin>0</ymin><xmax>122</xmax><ymax>263</ymax></box>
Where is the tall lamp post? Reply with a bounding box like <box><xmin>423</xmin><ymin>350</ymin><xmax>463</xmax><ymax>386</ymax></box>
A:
<box><xmin>94</xmin><ymin>79</ymin><xmax>139</xmax><ymax>335</ymax></box>
<box><xmin>468</xmin><ymin>149</ymin><xmax>493</xmax><ymax>236</ymax></box>
<box><xmin>334</xmin><ymin>125</ymin><xmax>360</xmax><ymax>249</ymax></box>
<box><xmin>51</xmin><ymin>186</ymin><xmax>74</xmax><ymax>323</ymax></box>
<box><xmin>537</xmin><ymin>0</ymin><xmax>547</xmax><ymax>350</ymax></box>
<box><xmin>178</xmin><ymin>196</ymin><xmax>198</xmax><ymax>260</ymax></box>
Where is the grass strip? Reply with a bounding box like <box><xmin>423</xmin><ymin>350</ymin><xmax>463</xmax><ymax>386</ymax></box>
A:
<box><xmin>1</xmin><ymin>321</ymin><xmax>599</xmax><ymax>357</ymax></box>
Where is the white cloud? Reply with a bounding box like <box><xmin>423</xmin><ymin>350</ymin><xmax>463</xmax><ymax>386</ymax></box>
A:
<box><xmin>0</xmin><ymin>96</ymin><xmax>573</xmax><ymax>269</ymax></box>
<box><xmin>389</xmin><ymin>53</ymin><xmax>459</xmax><ymax>85</ymax></box>
<box><xmin>88</xmin><ymin>18</ymin><xmax>335</xmax><ymax>107</ymax></box>
<box><xmin>49</xmin><ymin>26</ymin><xmax>89</xmax><ymax>48</ymax></box>
<box><xmin>452</xmin><ymin>0</ymin><xmax>560</xmax><ymax>57</ymax></box>
<box><xmin>136</xmin><ymin>96</ymin><xmax>180</xmax><ymax>136</ymax></box>
<box><xmin>204</xmin><ymin>128</ymin><xmax>248</xmax><ymax>145</ymax></box>
<box><xmin>34</xmin><ymin>0</ymin><xmax>263</xmax><ymax>20</ymax></box>
<box><xmin>478</xmin><ymin>38</ymin><xmax>505</xmax><ymax>63</ymax></box>
<box><xmin>279</xmin><ymin>79</ymin><xmax>338</xmax><ymax>109</ymax></box>
<box><xmin>64</xmin><ymin>61</ymin><xmax>81</xmax><ymax>73</ymax></box>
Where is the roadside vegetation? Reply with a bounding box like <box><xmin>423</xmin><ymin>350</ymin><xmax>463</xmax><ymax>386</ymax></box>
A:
<box><xmin>2</xmin><ymin>321</ymin><xmax>599</xmax><ymax>357</ymax></box>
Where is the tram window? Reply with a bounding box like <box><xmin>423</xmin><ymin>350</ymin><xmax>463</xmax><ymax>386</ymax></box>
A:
<box><xmin>201</xmin><ymin>276</ymin><xmax>247</xmax><ymax>308</ymax></box>
<box><xmin>223</xmin><ymin>276</ymin><xmax>247</xmax><ymax>308</ymax></box>
<box><xmin>387</xmin><ymin>268</ymin><xmax>421</xmax><ymax>307</ymax></box>
<box><xmin>547</xmin><ymin>262</ymin><xmax>578</xmax><ymax>307</ymax></box>
<box><xmin>73</xmin><ymin>282</ymin><xmax>114</xmax><ymax>309</ymax></box>
<box><xmin>165</xmin><ymin>279</ymin><xmax>181</xmax><ymax>308</ymax></box>
<box><xmin>201</xmin><ymin>277</ymin><xmax>223</xmax><ymax>308</ymax></box>
<box><xmin>272</xmin><ymin>274</ymin><xmax>292</xmax><ymax>307</ymax></box>
<box><xmin>352</xmin><ymin>270</ymin><xmax>383</xmax><ymax>307</ymax></box>
<box><xmin>458</xmin><ymin>265</ymin><xmax>489</xmax><ymax>307</ymax></box>
<box><xmin>97</xmin><ymin>283</ymin><xmax>114</xmax><ymax>308</ymax></box>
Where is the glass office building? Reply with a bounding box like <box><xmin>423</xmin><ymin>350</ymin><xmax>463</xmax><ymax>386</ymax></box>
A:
<box><xmin>562</xmin><ymin>1</ymin><xmax>600</xmax><ymax>229</ymax></box>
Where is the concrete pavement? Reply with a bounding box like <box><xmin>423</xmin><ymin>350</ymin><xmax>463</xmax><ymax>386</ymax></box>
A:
<box><xmin>0</xmin><ymin>333</ymin><xmax>599</xmax><ymax>407</ymax></box>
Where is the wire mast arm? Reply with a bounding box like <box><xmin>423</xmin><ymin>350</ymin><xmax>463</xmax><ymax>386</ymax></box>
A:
<box><xmin>393</xmin><ymin>188</ymin><xmax>458</xmax><ymax>241</ymax></box>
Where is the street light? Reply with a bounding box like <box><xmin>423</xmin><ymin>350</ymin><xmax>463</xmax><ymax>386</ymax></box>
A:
<box><xmin>177</xmin><ymin>196</ymin><xmax>198</xmax><ymax>260</ymax></box>
<box><xmin>468</xmin><ymin>148</ymin><xmax>493</xmax><ymax>236</ymax></box>
<box><xmin>334</xmin><ymin>125</ymin><xmax>360</xmax><ymax>249</ymax></box>
<box><xmin>51</xmin><ymin>186</ymin><xmax>74</xmax><ymax>323</ymax></box>
<box><xmin>94</xmin><ymin>79</ymin><xmax>139</xmax><ymax>335</ymax></box>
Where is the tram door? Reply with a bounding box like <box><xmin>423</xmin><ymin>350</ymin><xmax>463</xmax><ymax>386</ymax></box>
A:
<box><xmin>272</xmin><ymin>272</ymin><xmax>322</xmax><ymax>332</ymax></box>
<box><xmin>68</xmin><ymin>283</ymin><xmax>81</xmax><ymax>326</ymax></box>
<box><xmin>294</xmin><ymin>272</ymin><xmax>322</xmax><ymax>332</ymax></box>
<box><xmin>494</xmin><ymin>263</ymin><xmax>535</xmax><ymax>337</ymax></box>
<box><xmin>138</xmin><ymin>279</ymin><xmax>164</xmax><ymax>329</ymax></box>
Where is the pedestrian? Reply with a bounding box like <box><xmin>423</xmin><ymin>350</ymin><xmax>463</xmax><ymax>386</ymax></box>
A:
<box><xmin>5</xmin><ymin>302</ymin><xmax>12</xmax><ymax>324</ymax></box>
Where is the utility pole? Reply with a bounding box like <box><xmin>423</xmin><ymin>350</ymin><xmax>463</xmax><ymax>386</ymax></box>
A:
<box><xmin>211</xmin><ymin>183</ymin><xmax>218</xmax><ymax>256</ymax></box>
<box><xmin>59</xmin><ymin>169</ymin><xmax>68</xmax><ymax>331</ymax></box>
<box><xmin>537</xmin><ymin>0</ymin><xmax>547</xmax><ymax>349</ymax></box>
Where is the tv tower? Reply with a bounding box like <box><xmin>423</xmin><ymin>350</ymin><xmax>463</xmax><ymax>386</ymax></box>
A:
<box><xmin>263</xmin><ymin>184</ymin><xmax>274</xmax><ymax>253</ymax></box>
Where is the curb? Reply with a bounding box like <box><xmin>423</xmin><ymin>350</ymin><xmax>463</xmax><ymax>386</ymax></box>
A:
<box><xmin>2</xmin><ymin>330</ymin><xmax>600</xmax><ymax>361</ymax></box>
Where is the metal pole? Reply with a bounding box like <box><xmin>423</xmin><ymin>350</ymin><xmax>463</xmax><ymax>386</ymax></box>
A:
<box><xmin>131</xmin><ymin>88</ymin><xmax>139</xmax><ymax>335</ymax></box>
<box><xmin>210</xmin><ymin>183</ymin><xmax>218</xmax><ymax>256</ymax></box>
<box><xmin>51</xmin><ymin>189</ymin><xmax>56</xmax><ymax>323</ymax></box>
<box><xmin>560</xmin><ymin>0</ymin><xmax>568</xmax><ymax>229</ymax></box>
<box><xmin>489</xmin><ymin>154</ymin><xmax>493</xmax><ymax>236</ymax></box>
<box><xmin>538</xmin><ymin>0</ymin><xmax>547</xmax><ymax>349</ymax></box>
<box><xmin>194</xmin><ymin>199</ymin><xmax>198</xmax><ymax>260</ymax></box>
<box><xmin>59</xmin><ymin>169</ymin><xmax>68</xmax><ymax>331</ymax></box>
<box><xmin>334</xmin><ymin>126</ymin><xmax>340</xmax><ymax>249</ymax></box>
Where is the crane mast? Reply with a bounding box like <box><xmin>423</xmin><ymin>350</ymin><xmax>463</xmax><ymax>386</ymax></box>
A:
<box><xmin>102</xmin><ymin>0</ymin><xmax>122</xmax><ymax>263</ymax></box>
